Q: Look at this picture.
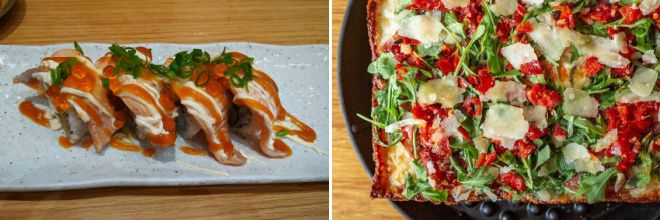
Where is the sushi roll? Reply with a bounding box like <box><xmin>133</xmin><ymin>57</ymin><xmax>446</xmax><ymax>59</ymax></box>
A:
<box><xmin>14</xmin><ymin>45</ymin><xmax>126</xmax><ymax>152</ymax></box>
<box><xmin>95</xmin><ymin>44</ymin><xmax>178</xmax><ymax>147</ymax></box>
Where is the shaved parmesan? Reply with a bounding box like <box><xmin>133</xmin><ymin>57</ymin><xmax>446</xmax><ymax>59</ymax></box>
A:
<box><xmin>474</xmin><ymin>136</ymin><xmax>491</xmax><ymax>153</ymax></box>
<box><xmin>536</xmin><ymin>189</ymin><xmax>552</xmax><ymax>201</ymax></box>
<box><xmin>481</xmin><ymin>104</ymin><xmax>529</xmax><ymax>149</ymax></box>
<box><xmin>417</xmin><ymin>75</ymin><xmax>465</xmax><ymax>108</ymax></box>
<box><xmin>490</xmin><ymin>0</ymin><xmax>519</xmax><ymax>16</ymax></box>
<box><xmin>523</xmin><ymin>105</ymin><xmax>548</xmax><ymax>129</ymax></box>
<box><xmin>501</xmin><ymin>43</ymin><xmax>538</xmax><ymax>69</ymax></box>
<box><xmin>629</xmin><ymin>66</ymin><xmax>658</xmax><ymax>97</ymax></box>
<box><xmin>398</xmin><ymin>13</ymin><xmax>446</xmax><ymax>45</ymax></box>
<box><xmin>563</xmin><ymin>143</ymin><xmax>590</xmax><ymax>164</ymax></box>
<box><xmin>562</xmin><ymin>143</ymin><xmax>604</xmax><ymax>174</ymax></box>
<box><xmin>522</xmin><ymin>0</ymin><xmax>543</xmax><ymax>7</ymax></box>
<box><xmin>441</xmin><ymin>0</ymin><xmax>470</xmax><ymax>9</ymax></box>
<box><xmin>574</xmin><ymin>157</ymin><xmax>605</xmax><ymax>174</ymax></box>
<box><xmin>617</xmin><ymin>90</ymin><xmax>660</xmax><ymax>103</ymax></box>
<box><xmin>641</xmin><ymin>50</ymin><xmax>658</xmax><ymax>64</ymax></box>
<box><xmin>385</xmin><ymin>118</ymin><xmax>426</xmax><ymax>133</ymax></box>
<box><xmin>527</xmin><ymin>21</ymin><xmax>630</xmax><ymax>67</ymax></box>
<box><xmin>486</xmin><ymin>80</ymin><xmax>527</xmax><ymax>105</ymax></box>
<box><xmin>562</xmin><ymin>88</ymin><xmax>599</xmax><ymax>118</ymax></box>
<box><xmin>593</xmin><ymin>129</ymin><xmax>617</xmax><ymax>152</ymax></box>
<box><xmin>614</xmin><ymin>173</ymin><xmax>625</xmax><ymax>192</ymax></box>
<box><xmin>378</xmin><ymin>0</ymin><xmax>408</xmax><ymax>45</ymax></box>
<box><xmin>527</xmin><ymin>23</ymin><xmax>568</xmax><ymax>62</ymax></box>
<box><xmin>640</xmin><ymin>0</ymin><xmax>660</xmax><ymax>15</ymax></box>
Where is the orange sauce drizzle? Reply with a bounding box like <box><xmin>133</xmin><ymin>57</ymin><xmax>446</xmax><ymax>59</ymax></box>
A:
<box><xmin>58</xmin><ymin>136</ymin><xmax>74</xmax><ymax>149</ymax></box>
<box><xmin>273</xmin><ymin>139</ymin><xmax>292</xmax><ymax>157</ymax></box>
<box><xmin>109</xmin><ymin>138</ymin><xmax>141</xmax><ymax>152</ymax></box>
<box><xmin>72</xmin><ymin>96</ymin><xmax>102</xmax><ymax>125</ymax></box>
<box><xmin>180</xmin><ymin>146</ymin><xmax>208</xmax><ymax>156</ymax></box>
<box><xmin>274</xmin><ymin>114</ymin><xmax>317</xmax><ymax>143</ymax></box>
<box><xmin>18</xmin><ymin>100</ymin><xmax>50</xmax><ymax>128</ymax></box>
<box><xmin>62</xmin><ymin>63</ymin><xmax>97</xmax><ymax>93</ymax></box>
<box><xmin>81</xmin><ymin>139</ymin><xmax>93</xmax><ymax>149</ymax></box>
<box><xmin>141</xmin><ymin>148</ymin><xmax>157</xmax><ymax>157</ymax></box>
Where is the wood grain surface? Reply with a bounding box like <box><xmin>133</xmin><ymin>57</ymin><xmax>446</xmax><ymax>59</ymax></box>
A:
<box><xmin>0</xmin><ymin>0</ymin><xmax>328</xmax><ymax>219</ymax></box>
<box><xmin>331</xmin><ymin>0</ymin><xmax>403</xmax><ymax>219</ymax></box>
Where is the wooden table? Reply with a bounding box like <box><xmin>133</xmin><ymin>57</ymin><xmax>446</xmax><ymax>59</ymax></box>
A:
<box><xmin>332</xmin><ymin>0</ymin><xmax>403</xmax><ymax>219</ymax></box>
<box><xmin>0</xmin><ymin>0</ymin><xmax>328</xmax><ymax>219</ymax></box>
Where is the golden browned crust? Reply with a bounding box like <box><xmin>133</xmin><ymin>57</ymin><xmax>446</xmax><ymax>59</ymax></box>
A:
<box><xmin>366</xmin><ymin>0</ymin><xmax>660</xmax><ymax>205</ymax></box>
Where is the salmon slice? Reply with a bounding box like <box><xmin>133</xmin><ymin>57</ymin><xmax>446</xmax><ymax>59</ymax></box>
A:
<box><xmin>95</xmin><ymin>47</ymin><xmax>178</xmax><ymax>147</ymax></box>
<box><xmin>16</xmin><ymin>48</ymin><xmax>124</xmax><ymax>151</ymax></box>
<box><xmin>216</xmin><ymin>52</ymin><xmax>293</xmax><ymax>158</ymax></box>
<box><xmin>170</xmin><ymin>79</ymin><xmax>247</xmax><ymax>166</ymax></box>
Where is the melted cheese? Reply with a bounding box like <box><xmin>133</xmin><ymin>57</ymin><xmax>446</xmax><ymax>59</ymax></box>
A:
<box><xmin>562</xmin><ymin>88</ymin><xmax>599</xmax><ymax>118</ymax></box>
<box><xmin>417</xmin><ymin>75</ymin><xmax>465</xmax><ymax>108</ymax></box>
<box><xmin>629</xmin><ymin>66</ymin><xmax>658</xmax><ymax>97</ymax></box>
<box><xmin>501</xmin><ymin>43</ymin><xmax>538</xmax><ymax>69</ymax></box>
<box><xmin>481</xmin><ymin>104</ymin><xmax>529</xmax><ymax>149</ymax></box>
<box><xmin>387</xmin><ymin>142</ymin><xmax>413</xmax><ymax>187</ymax></box>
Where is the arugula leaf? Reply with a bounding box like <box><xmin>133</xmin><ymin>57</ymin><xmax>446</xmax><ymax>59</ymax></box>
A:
<box><xmin>458</xmin><ymin>167</ymin><xmax>497</xmax><ymax>188</ymax></box>
<box><xmin>402</xmin><ymin>160</ymin><xmax>449</xmax><ymax>203</ymax></box>
<box><xmin>628</xmin><ymin>152</ymin><xmax>653</xmax><ymax>189</ymax></box>
<box><xmin>416</xmin><ymin>44</ymin><xmax>441</xmax><ymax>58</ymax></box>
<box><xmin>536</xmin><ymin>145</ymin><xmax>551</xmax><ymax>169</ymax></box>
<box><xmin>575</xmin><ymin>168</ymin><xmax>617</xmax><ymax>204</ymax></box>
<box><xmin>599</xmin><ymin>90</ymin><xmax>617</xmax><ymax>110</ymax></box>
<box><xmin>367</xmin><ymin>53</ymin><xmax>397</xmax><ymax>78</ymax></box>
<box><xmin>629</xmin><ymin>18</ymin><xmax>654</xmax><ymax>52</ymax></box>
<box><xmin>443</xmin><ymin>12</ymin><xmax>466</xmax><ymax>42</ymax></box>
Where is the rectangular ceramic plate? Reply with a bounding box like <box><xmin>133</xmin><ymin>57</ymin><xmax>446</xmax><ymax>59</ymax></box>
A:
<box><xmin>0</xmin><ymin>43</ymin><xmax>329</xmax><ymax>191</ymax></box>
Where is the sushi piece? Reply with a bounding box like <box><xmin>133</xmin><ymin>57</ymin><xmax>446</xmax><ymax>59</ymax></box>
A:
<box><xmin>14</xmin><ymin>46</ymin><xmax>126</xmax><ymax>151</ymax></box>
<box><xmin>161</xmin><ymin>50</ymin><xmax>247</xmax><ymax>165</ymax></box>
<box><xmin>214</xmin><ymin>51</ymin><xmax>317</xmax><ymax>158</ymax></box>
<box><xmin>95</xmin><ymin>44</ymin><xmax>178</xmax><ymax>147</ymax></box>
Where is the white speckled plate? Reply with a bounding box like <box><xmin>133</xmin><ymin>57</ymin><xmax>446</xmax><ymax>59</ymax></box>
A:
<box><xmin>0</xmin><ymin>43</ymin><xmax>329</xmax><ymax>191</ymax></box>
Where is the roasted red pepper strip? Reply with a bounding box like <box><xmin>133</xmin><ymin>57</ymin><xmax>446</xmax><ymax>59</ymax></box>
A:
<box><xmin>519</xmin><ymin>60</ymin><xmax>544</xmax><ymax>75</ymax></box>
<box><xmin>476</xmin><ymin>152</ymin><xmax>497</xmax><ymax>168</ymax></box>
<box><xmin>584</xmin><ymin>56</ymin><xmax>604</xmax><ymax>77</ymax></box>
<box><xmin>514</xmin><ymin>138</ymin><xmax>536</xmax><ymax>158</ymax></box>
<box><xmin>526</xmin><ymin>84</ymin><xmax>561</xmax><ymax>108</ymax></box>
<box><xmin>619</xmin><ymin>5</ymin><xmax>643</xmax><ymax>24</ymax></box>
<box><xmin>501</xmin><ymin>172</ymin><xmax>527</xmax><ymax>192</ymax></box>
<box><xmin>461</xmin><ymin>96</ymin><xmax>483</xmax><ymax>117</ymax></box>
<box><xmin>467</xmin><ymin>67</ymin><xmax>495</xmax><ymax>94</ymax></box>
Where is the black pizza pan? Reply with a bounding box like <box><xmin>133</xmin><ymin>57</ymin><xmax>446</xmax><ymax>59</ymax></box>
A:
<box><xmin>337</xmin><ymin>0</ymin><xmax>660</xmax><ymax>219</ymax></box>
